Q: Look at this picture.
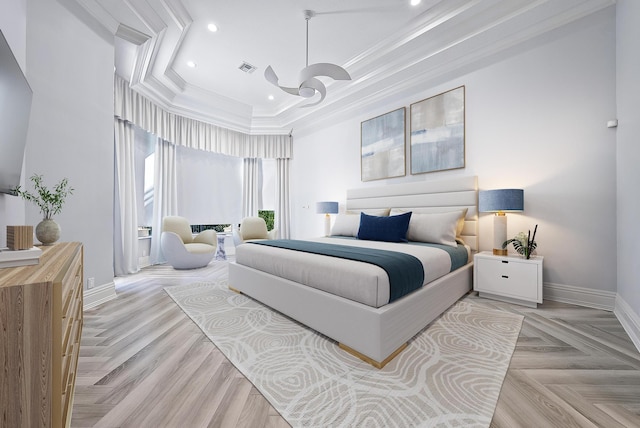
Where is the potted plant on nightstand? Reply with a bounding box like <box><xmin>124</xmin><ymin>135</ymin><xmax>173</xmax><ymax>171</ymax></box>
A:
<box><xmin>13</xmin><ymin>174</ymin><xmax>74</xmax><ymax>245</ymax></box>
<box><xmin>503</xmin><ymin>224</ymin><xmax>538</xmax><ymax>259</ymax></box>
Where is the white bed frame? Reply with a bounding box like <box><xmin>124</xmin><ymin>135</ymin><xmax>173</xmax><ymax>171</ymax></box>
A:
<box><xmin>229</xmin><ymin>176</ymin><xmax>478</xmax><ymax>367</ymax></box>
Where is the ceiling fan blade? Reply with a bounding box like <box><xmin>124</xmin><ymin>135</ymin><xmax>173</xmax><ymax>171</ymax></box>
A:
<box><xmin>300</xmin><ymin>78</ymin><xmax>326</xmax><ymax>108</ymax></box>
<box><xmin>264</xmin><ymin>65</ymin><xmax>280</xmax><ymax>86</ymax></box>
<box><xmin>265</xmin><ymin>65</ymin><xmax>302</xmax><ymax>96</ymax></box>
<box><xmin>300</xmin><ymin>63</ymin><xmax>351</xmax><ymax>83</ymax></box>
<box><xmin>281</xmin><ymin>86</ymin><xmax>301</xmax><ymax>96</ymax></box>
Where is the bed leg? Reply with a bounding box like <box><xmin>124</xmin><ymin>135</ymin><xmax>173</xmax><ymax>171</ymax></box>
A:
<box><xmin>338</xmin><ymin>342</ymin><xmax>408</xmax><ymax>369</ymax></box>
<box><xmin>228</xmin><ymin>286</ymin><xmax>242</xmax><ymax>294</ymax></box>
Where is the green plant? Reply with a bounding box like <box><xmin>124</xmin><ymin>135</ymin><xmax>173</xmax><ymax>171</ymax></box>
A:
<box><xmin>13</xmin><ymin>174</ymin><xmax>74</xmax><ymax>220</ymax></box>
<box><xmin>502</xmin><ymin>225</ymin><xmax>538</xmax><ymax>259</ymax></box>
<box><xmin>258</xmin><ymin>210</ymin><xmax>275</xmax><ymax>231</ymax></box>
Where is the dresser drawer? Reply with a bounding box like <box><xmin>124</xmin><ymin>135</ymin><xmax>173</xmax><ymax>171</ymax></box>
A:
<box><xmin>62</xmin><ymin>251</ymin><xmax>82</xmax><ymax>303</ymax></box>
<box><xmin>1</xmin><ymin>242</ymin><xmax>83</xmax><ymax>428</ymax></box>
<box><xmin>62</xmin><ymin>285</ymin><xmax>81</xmax><ymax>357</ymax></box>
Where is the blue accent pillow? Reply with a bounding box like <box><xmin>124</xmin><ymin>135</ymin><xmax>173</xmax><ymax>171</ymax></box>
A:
<box><xmin>357</xmin><ymin>211</ymin><xmax>412</xmax><ymax>243</ymax></box>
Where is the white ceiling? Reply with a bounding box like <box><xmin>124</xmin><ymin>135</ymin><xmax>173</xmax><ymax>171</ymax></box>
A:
<box><xmin>71</xmin><ymin>0</ymin><xmax>614</xmax><ymax>135</ymax></box>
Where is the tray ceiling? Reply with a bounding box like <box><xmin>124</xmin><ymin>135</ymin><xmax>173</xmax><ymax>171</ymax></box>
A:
<box><xmin>69</xmin><ymin>0</ymin><xmax>614</xmax><ymax>134</ymax></box>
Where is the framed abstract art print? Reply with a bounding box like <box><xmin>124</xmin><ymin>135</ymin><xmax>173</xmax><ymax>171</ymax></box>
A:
<box><xmin>361</xmin><ymin>107</ymin><xmax>406</xmax><ymax>182</ymax></box>
<box><xmin>410</xmin><ymin>86</ymin><xmax>465</xmax><ymax>175</ymax></box>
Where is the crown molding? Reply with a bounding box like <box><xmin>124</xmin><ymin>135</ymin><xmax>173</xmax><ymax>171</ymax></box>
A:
<box><xmin>122</xmin><ymin>0</ymin><xmax>165</xmax><ymax>34</ymax></box>
<box><xmin>271</xmin><ymin>1</ymin><xmax>615</xmax><ymax>136</ymax></box>
<box><xmin>69</xmin><ymin>0</ymin><xmax>120</xmax><ymax>34</ymax></box>
<box><xmin>72</xmin><ymin>0</ymin><xmax>616</xmax><ymax>135</ymax></box>
<box><xmin>115</xmin><ymin>24</ymin><xmax>150</xmax><ymax>45</ymax></box>
<box><xmin>160</xmin><ymin>0</ymin><xmax>191</xmax><ymax>92</ymax></box>
<box><xmin>160</xmin><ymin>0</ymin><xmax>191</xmax><ymax>30</ymax></box>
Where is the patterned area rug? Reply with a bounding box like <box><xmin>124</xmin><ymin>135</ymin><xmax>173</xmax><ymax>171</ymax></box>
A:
<box><xmin>165</xmin><ymin>280</ymin><xmax>523</xmax><ymax>427</ymax></box>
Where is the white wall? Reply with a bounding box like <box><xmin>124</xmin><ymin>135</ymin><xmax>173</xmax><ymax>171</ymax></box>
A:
<box><xmin>616</xmin><ymin>1</ymin><xmax>640</xmax><ymax>319</ymax></box>
<box><xmin>0</xmin><ymin>0</ymin><xmax>27</xmax><ymax>248</ymax></box>
<box><xmin>0</xmin><ymin>0</ymin><xmax>26</xmax><ymax>67</ymax></box>
<box><xmin>24</xmin><ymin>0</ymin><xmax>114</xmax><ymax>289</ymax></box>
<box><xmin>291</xmin><ymin>8</ymin><xmax>617</xmax><ymax>295</ymax></box>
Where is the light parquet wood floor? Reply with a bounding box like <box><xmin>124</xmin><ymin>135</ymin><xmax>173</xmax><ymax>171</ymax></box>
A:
<box><xmin>72</xmin><ymin>260</ymin><xmax>640</xmax><ymax>427</ymax></box>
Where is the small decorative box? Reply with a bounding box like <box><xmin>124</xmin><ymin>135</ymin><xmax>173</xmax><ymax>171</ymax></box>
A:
<box><xmin>7</xmin><ymin>225</ymin><xmax>34</xmax><ymax>250</ymax></box>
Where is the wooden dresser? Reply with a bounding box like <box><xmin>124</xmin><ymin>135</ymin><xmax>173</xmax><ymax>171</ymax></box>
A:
<box><xmin>0</xmin><ymin>242</ymin><xmax>83</xmax><ymax>428</ymax></box>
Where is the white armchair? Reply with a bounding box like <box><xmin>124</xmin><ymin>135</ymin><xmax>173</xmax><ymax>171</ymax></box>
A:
<box><xmin>161</xmin><ymin>216</ymin><xmax>216</xmax><ymax>269</ymax></box>
<box><xmin>233</xmin><ymin>217</ymin><xmax>277</xmax><ymax>246</ymax></box>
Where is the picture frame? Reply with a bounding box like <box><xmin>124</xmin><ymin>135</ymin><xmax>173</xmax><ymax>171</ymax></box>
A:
<box><xmin>361</xmin><ymin>107</ymin><xmax>406</xmax><ymax>182</ymax></box>
<box><xmin>410</xmin><ymin>86</ymin><xmax>465</xmax><ymax>175</ymax></box>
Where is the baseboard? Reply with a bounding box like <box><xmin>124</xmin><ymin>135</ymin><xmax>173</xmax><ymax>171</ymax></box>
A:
<box><xmin>84</xmin><ymin>281</ymin><xmax>117</xmax><ymax>310</ymax></box>
<box><xmin>614</xmin><ymin>296</ymin><xmax>640</xmax><ymax>352</ymax></box>
<box><xmin>543</xmin><ymin>282</ymin><xmax>616</xmax><ymax>311</ymax></box>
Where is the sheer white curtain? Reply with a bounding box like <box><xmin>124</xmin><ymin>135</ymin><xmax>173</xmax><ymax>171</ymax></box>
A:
<box><xmin>242</xmin><ymin>158</ymin><xmax>262</xmax><ymax>218</ymax></box>
<box><xmin>114</xmin><ymin>119</ymin><xmax>139</xmax><ymax>275</ymax></box>
<box><xmin>276</xmin><ymin>158</ymin><xmax>291</xmax><ymax>239</ymax></box>
<box><xmin>114</xmin><ymin>76</ymin><xmax>294</xmax><ymax>255</ymax></box>
<box><xmin>150</xmin><ymin>139</ymin><xmax>178</xmax><ymax>265</ymax></box>
<box><xmin>115</xmin><ymin>76</ymin><xmax>292</xmax><ymax>159</ymax></box>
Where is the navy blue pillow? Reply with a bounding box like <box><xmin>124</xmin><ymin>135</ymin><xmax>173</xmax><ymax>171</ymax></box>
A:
<box><xmin>357</xmin><ymin>211</ymin><xmax>412</xmax><ymax>243</ymax></box>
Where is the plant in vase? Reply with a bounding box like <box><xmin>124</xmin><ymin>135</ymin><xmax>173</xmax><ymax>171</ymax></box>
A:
<box><xmin>13</xmin><ymin>174</ymin><xmax>74</xmax><ymax>245</ymax></box>
<box><xmin>502</xmin><ymin>224</ymin><xmax>538</xmax><ymax>259</ymax></box>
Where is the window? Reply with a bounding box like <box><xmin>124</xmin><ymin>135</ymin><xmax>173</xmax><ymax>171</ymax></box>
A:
<box><xmin>176</xmin><ymin>146</ymin><xmax>243</xmax><ymax>225</ymax></box>
<box><xmin>134</xmin><ymin>126</ymin><xmax>155</xmax><ymax>227</ymax></box>
<box><xmin>133</xmin><ymin>126</ymin><xmax>259</xmax><ymax>230</ymax></box>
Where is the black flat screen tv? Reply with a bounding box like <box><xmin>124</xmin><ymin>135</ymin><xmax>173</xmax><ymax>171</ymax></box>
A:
<box><xmin>0</xmin><ymin>29</ymin><xmax>32</xmax><ymax>195</ymax></box>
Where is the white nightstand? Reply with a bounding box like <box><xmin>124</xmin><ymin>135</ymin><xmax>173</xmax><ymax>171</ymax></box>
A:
<box><xmin>473</xmin><ymin>251</ymin><xmax>543</xmax><ymax>308</ymax></box>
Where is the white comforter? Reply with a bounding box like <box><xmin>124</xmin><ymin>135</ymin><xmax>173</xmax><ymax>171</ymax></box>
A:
<box><xmin>234</xmin><ymin>237</ymin><xmax>467</xmax><ymax>308</ymax></box>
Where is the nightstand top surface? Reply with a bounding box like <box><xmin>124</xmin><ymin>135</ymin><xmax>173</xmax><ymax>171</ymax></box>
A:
<box><xmin>475</xmin><ymin>251</ymin><xmax>543</xmax><ymax>262</ymax></box>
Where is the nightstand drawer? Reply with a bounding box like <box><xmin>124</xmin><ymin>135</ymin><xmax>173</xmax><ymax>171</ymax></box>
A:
<box><xmin>475</xmin><ymin>257</ymin><xmax>539</xmax><ymax>300</ymax></box>
<box><xmin>473</xmin><ymin>251</ymin><xmax>544</xmax><ymax>307</ymax></box>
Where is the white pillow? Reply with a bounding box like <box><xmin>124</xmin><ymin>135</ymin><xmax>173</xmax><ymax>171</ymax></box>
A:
<box><xmin>330</xmin><ymin>214</ymin><xmax>361</xmax><ymax>237</ymax></box>
<box><xmin>455</xmin><ymin>208</ymin><xmax>468</xmax><ymax>237</ymax></box>
<box><xmin>390</xmin><ymin>208</ymin><xmax>467</xmax><ymax>238</ymax></box>
<box><xmin>346</xmin><ymin>208</ymin><xmax>390</xmax><ymax>217</ymax></box>
<box><xmin>406</xmin><ymin>211</ymin><xmax>461</xmax><ymax>247</ymax></box>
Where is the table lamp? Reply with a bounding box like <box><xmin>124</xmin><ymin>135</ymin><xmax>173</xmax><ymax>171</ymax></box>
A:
<box><xmin>316</xmin><ymin>201</ymin><xmax>339</xmax><ymax>237</ymax></box>
<box><xmin>478</xmin><ymin>189</ymin><xmax>524</xmax><ymax>256</ymax></box>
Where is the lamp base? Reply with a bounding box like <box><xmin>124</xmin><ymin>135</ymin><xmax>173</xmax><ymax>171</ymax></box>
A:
<box><xmin>493</xmin><ymin>213</ymin><xmax>508</xmax><ymax>257</ymax></box>
<box><xmin>324</xmin><ymin>214</ymin><xmax>331</xmax><ymax>237</ymax></box>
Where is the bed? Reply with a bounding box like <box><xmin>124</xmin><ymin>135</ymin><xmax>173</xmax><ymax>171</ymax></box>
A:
<box><xmin>228</xmin><ymin>176</ymin><xmax>478</xmax><ymax>368</ymax></box>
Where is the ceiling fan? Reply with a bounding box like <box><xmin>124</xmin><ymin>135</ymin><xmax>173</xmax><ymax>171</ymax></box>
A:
<box><xmin>264</xmin><ymin>10</ymin><xmax>351</xmax><ymax>107</ymax></box>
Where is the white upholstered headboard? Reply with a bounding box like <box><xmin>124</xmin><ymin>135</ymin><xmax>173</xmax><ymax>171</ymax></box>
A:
<box><xmin>345</xmin><ymin>176</ymin><xmax>479</xmax><ymax>251</ymax></box>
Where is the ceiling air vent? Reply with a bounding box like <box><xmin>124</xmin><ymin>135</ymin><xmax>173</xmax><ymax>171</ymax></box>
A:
<box><xmin>238</xmin><ymin>62</ymin><xmax>257</xmax><ymax>74</ymax></box>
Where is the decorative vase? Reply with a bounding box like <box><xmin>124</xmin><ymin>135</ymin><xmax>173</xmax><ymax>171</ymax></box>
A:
<box><xmin>36</xmin><ymin>219</ymin><xmax>61</xmax><ymax>245</ymax></box>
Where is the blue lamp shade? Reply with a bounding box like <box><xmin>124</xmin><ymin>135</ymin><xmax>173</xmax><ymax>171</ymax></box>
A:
<box><xmin>316</xmin><ymin>201</ymin><xmax>339</xmax><ymax>215</ymax></box>
<box><xmin>478</xmin><ymin>189</ymin><xmax>524</xmax><ymax>213</ymax></box>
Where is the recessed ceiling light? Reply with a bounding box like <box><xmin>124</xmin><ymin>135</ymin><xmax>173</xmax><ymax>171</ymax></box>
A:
<box><xmin>268</xmin><ymin>95</ymin><xmax>274</xmax><ymax>101</ymax></box>
<box><xmin>410</xmin><ymin>0</ymin><xmax>421</xmax><ymax>5</ymax></box>
<box><xmin>207</xmin><ymin>23</ymin><xmax>218</xmax><ymax>32</ymax></box>
<box><xmin>187</xmin><ymin>61</ymin><xmax>197</xmax><ymax>68</ymax></box>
